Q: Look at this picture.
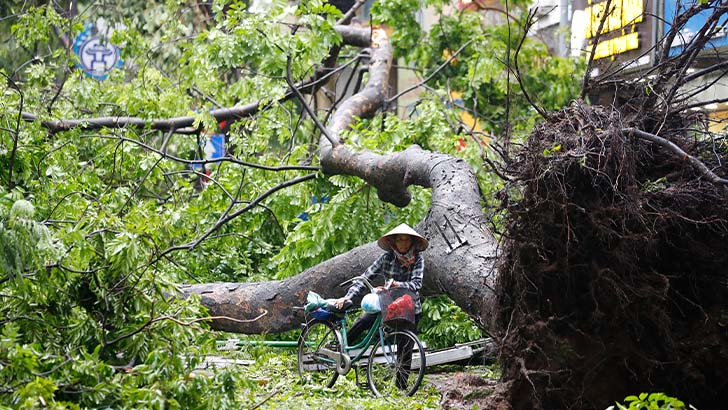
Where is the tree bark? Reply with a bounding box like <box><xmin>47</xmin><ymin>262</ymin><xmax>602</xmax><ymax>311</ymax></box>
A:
<box><xmin>181</xmin><ymin>26</ymin><xmax>499</xmax><ymax>334</ymax></box>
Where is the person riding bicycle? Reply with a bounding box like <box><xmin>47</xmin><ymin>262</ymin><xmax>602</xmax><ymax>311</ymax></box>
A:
<box><xmin>333</xmin><ymin>223</ymin><xmax>428</xmax><ymax>389</ymax></box>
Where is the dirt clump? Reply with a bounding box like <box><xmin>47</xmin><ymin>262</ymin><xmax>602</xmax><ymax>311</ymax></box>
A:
<box><xmin>430</xmin><ymin>372</ymin><xmax>511</xmax><ymax>410</ymax></box>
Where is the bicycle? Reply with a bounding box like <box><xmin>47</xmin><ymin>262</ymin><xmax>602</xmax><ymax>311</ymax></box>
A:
<box><xmin>297</xmin><ymin>275</ymin><xmax>427</xmax><ymax>397</ymax></box>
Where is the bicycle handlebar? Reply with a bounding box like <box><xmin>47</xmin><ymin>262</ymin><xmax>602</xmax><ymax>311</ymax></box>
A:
<box><xmin>339</xmin><ymin>275</ymin><xmax>393</xmax><ymax>293</ymax></box>
<box><xmin>339</xmin><ymin>275</ymin><xmax>375</xmax><ymax>292</ymax></box>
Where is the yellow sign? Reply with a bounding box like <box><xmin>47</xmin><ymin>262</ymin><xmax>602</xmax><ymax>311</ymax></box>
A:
<box><xmin>585</xmin><ymin>0</ymin><xmax>644</xmax><ymax>38</ymax></box>
<box><xmin>590</xmin><ymin>32</ymin><xmax>639</xmax><ymax>59</ymax></box>
<box><xmin>450</xmin><ymin>91</ymin><xmax>481</xmax><ymax>133</ymax></box>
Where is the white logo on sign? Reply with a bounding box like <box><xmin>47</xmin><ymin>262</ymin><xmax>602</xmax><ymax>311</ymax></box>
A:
<box><xmin>80</xmin><ymin>38</ymin><xmax>119</xmax><ymax>77</ymax></box>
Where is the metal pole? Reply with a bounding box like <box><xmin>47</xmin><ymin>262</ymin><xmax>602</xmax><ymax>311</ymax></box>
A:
<box><xmin>217</xmin><ymin>340</ymin><xmax>301</xmax><ymax>348</ymax></box>
<box><xmin>559</xmin><ymin>0</ymin><xmax>570</xmax><ymax>56</ymax></box>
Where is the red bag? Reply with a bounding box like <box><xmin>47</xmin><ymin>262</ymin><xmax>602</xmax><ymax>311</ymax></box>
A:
<box><xmin>382</xmin><ymin>291</ymin><xmax>416</xmax><ymax>325</ymax></box>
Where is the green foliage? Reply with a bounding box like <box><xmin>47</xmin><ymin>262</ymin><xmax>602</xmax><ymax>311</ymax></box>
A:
<box><xmin>202</xmin><ymin>347</ymin><xmax>442</xmax><ymax>409</ymax></box>
<box><xmin>0</xmin><ymin>1</ymin><xmax>416</xmax><ymax>404</ymax></box>
<box><xmin>0</xmin><ymin>191</ymin><xmax>257</xmax><ymax>409</ymax></box>
<box><xmin>543</xmin><ymin>143</ymin><xmax>562</xmax><ymax>157</ymax></box>
<box><xmin>419</xmin><ymin>296</ymin><xmax>483</xmax><ymax>350</ymax></box>
<box><xmin>11</xmin><ymin>5</ymin><xmax>64</xmax><ymax>48</ymax></box>
<box><xmin>608</xmin><ymin>393</ymin><xmax>693</xmax><ymax>410</ymax></box>
<box><xmin>371</xmin><ymin>0</ymin><xmax>423</xmax><ymax>57</ymax></box>
<box><xmin>272</xmin><ymin>178</ymin><xmax>430</xmax><ymax>279</ymax></box>
<box><xmin>375</xmin><ymin>4</ymin><xmax>584</xmax><ymax>138</ymax></box>
<box><xmin>1</xmin><ymin>197</ymin><xmax>57</xmax><ymax>274</ymax></box>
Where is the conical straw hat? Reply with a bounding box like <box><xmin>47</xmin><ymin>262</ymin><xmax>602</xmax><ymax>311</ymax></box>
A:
<box><xmin>377</xmin><ymin>223</ymin><xmax>429</xmax><ymax>251</ymax></box>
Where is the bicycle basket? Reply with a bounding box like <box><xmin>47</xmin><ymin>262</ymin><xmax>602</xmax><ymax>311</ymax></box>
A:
<box><xmin>379</xmin><ymin>288</ymin><xmax>416</xmax><ymax>325</ymax></box>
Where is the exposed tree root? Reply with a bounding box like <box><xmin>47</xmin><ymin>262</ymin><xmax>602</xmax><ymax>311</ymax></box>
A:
<box><xmin>493</xmin><ymin>101</ymin><xmax>728</xmax><ymax>409</ymax></box>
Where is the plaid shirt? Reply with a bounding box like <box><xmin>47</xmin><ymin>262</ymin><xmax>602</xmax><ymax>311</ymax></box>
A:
<box><xmin>345</xmin><ymin>251</ymin><xmax>424</xmax><ymax>314</ymax></box>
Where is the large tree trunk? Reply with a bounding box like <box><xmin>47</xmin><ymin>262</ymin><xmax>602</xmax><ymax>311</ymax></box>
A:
<box><xmin>181</xmin><ymin>26</ymin><xmax>499</xmax><ymax>334</ymax></box>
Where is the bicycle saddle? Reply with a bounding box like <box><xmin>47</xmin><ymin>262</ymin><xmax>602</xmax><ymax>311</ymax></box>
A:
<box><xmin>324</xmin><ymin>299</ymin><xmax>353</xmax><ymax>314</ymax></box>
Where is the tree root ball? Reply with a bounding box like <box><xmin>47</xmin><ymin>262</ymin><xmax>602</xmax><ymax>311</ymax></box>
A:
<box><xmin>493</xmin><ymin>101</ymin><xmax>728</xmax><ymax>409</ymax></box>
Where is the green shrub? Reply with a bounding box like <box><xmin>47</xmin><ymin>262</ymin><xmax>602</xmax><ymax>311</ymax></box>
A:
<box><xmin>608</xmin><ymin>393</ymin><xmax>694</xmax><ymax>410</ymax></box>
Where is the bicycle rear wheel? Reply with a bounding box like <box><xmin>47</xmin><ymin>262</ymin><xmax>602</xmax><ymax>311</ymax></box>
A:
<box><xmin>298</xmin><ymin>320</ymin><xmax>342</xmax><ymax>388</ymax></box>
<box><xmin>367</xmin><ymin>329</ymin><xmax>426</xmax><ymax>397</ymax></box>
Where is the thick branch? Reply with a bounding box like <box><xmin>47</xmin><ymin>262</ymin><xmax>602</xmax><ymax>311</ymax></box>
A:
<box><xmin>20</xmin><ymin>26</ymin><xmax>367</xmax><ymax>134</ymax></box>
<box><xmin>322</xmin><ymin>26</ymin><xmax>393</xmax><ymax>149</ymax></box>
<box><xmin>21</xmin><ymin>102</ymin><xmax>263</xmax><ymax>134</ymax></box>
<box><xmin>85</xmin><ymin>133</ymin><xmax>319</xmax><ymax>172</ymax></box>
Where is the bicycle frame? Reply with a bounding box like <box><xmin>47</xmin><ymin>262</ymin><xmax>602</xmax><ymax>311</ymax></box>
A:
<box><xmin>334</xmin><ymin>310</ymin><xmax>386</xmax><ymax>367</ymax></box>
<box><xmin>333</xmin><ymin>275</ymin><xmax>392</xmax><ymax>366</ymax></box>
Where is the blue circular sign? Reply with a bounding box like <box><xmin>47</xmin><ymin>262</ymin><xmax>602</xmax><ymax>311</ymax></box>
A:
<box><xmin>73</xmin><ymin>22</ymin><xmax>124</xmax><ymax>80</ymax></box>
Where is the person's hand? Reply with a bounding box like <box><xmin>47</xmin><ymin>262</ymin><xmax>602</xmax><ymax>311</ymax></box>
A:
<box><xmin>383</xmin><ymin>278</ymin><xmax>398</xmax><ymax>289</ymax></box>
<box><xmin>334</xmin><ymin>297</ymin><xmax>350</xmax><ymax>309</ymax></box>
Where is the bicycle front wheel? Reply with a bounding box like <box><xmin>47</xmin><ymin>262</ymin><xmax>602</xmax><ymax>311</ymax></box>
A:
<box><xmin>298</xmin><ymin>320</ymin><xmax>342</xmax><ymax>388</ymax></box>
<box><xmin>367</xmin><ymin>329</ymin><xmax>426</xmax><ymax>397</ymax></box>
